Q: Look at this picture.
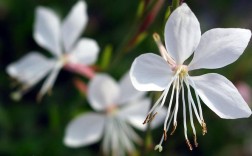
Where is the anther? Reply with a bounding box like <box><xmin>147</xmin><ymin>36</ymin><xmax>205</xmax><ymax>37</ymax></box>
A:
<box><xmin>186</xmin><ymin>139</ymin><xmax>193</xmax><ymax>151</ymax></box>
<box><xmin>194</xmin><ymin>135</ymin><xmax>198</xmax><ymax>147</ymax></box>
<box><xmin>149</xmin><ymin>112</ymin><xmax>158</xmax><ymax>122</ymax></box>
<box><xmin>163</xmin><ymin>129</ymin><xmax>167</xmax><ymax>141</ymax></box>
<box><xmin>143</xmin><ymin>114</ymin><xmax>151</xmax><ymax>124</ymax></box>
<box><xmin>170</xmin><ymin>122</ymin><xmax>177</xmax><ymax>135</ymax></box>
<box><xmin>202</xmin><ymin>120</ymin><xmax>207</xmax><ymax>135</ymax></box>
<box><xmin>143</xmin><ymin>112</ymin><xmax>158</xmax><ymax>124</ymax></box>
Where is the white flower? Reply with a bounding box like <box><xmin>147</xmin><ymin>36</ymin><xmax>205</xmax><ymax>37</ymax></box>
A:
<box><xmin>6</xmin><ymin>1</ymin><xmax>99</xmax><ymax>100</ymax></box>
<box><xmin>130</xmin><ymin>3</ymin><xmax>252</xmax><ymax>151</ymax></box>
<box><xmin>64</xmin><ymin>73</ymin><xmax>166</xmax><ymax>156</ymax></box>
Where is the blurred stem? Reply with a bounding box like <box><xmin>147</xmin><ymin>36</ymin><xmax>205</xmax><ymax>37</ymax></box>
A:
<box><xmin>73</xmin><ymin>78</ymin><xmax>87</xmax><ymax>96</ymax></box>
<box><xmin>48</xmin><ymin>104</ymin><xmax>60</xmax><ymax>133</ymax></box>
<box><xmin>100</xmin><ymin>44</ymin><xmax>113</xmax><ymax>71</ymax></box>
<box><xmin>172</xmin><ymin>0</ymin><xmax>180</xmax><ymax>11</ymax></box>
<box><xmin>109</xmin><ymin>0</ymin><xmax>164</xmax><ymax>70</ymax></box>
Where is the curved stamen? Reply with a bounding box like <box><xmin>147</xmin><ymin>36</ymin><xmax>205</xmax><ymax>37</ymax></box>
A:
<box><xmin>172</xmin><ymin>77</ymin><xmax>180</xmax><ymax>134</ymax></box>
<box><xmin>163</xmin><ymin>77</ymin><xmax>177</xmax><ymax>137</ymax></box>
<box><xmin>146</xmin><ymin>76</ymin><xmax>175</xmax><ymax>115</ymax></box>
<box><xmin>145</xmin><ymin>70</ymin><xmax>181</xmax><ymax>124</ymax></box>
<box><xmin>188</xmin><ymin>77</ymin><xmax>204</xmax><ymax>121</ymax></box>
<box><xmin>155</xmin><ymin>107</ymin><xmax>176</xmax><ymax>151</ymax></box>
<box><xmin>188</xmin><ymin>87</ymin><xmax>198</xmax><ymax>147</ymax></box>
<box><xmin>186</xmin><ymin>77</ymin><xmax>207</xmax><ymax>135</ymax></box>
<box><xmin>181</xmin><ymin>77</ymin><xmax>192</xmax><ymax>150</ymax></box>
<box><xmin>185</xmin><ymin>79</ymin><xmax>202</xmax><ymax>125</ymax></box>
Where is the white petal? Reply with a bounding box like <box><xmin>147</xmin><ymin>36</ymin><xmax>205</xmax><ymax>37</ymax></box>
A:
<box><xmin>34</xmin><ymin>7</ymin><xmax>61</xmax><ymax>57</ymax></box>
<box><xmin>67</xmin><ymin>38</ymin><xmax>99</xmax><ymax>65</ymax></box>
<box><xmin>189</xmin><ymin>73</ymin><xmax>252</xmax><ymax>119</ymax></box>
<box><xmin>64</xmin><ymin>112</ymin><xmax>105</xmax><ymax>147</ymax></box>
<box><xmin>118</xmin><ymin>98</ymin><xmax>166</xmax><ymax>130</ymax></box>
<box><xmin>37</xmin><ymin>61</ymin><xmax>63</xmax><ymax>100</ymax></box>
<box><xmin>6</xmin><ymin>52</ymin><xmax>54</xmax><ymax>86</ymax></box>
<box><xmin>164</xmin><ymin>3</ymin><xmax>201</xmax><ymax>64</ymax></box>
<box><xmin>62</xmin><ymin>1</ymin><xmax>88</xmax><ymax>52</ymax></box>
<box><xmin>117</xmin><ymin>72</ymin><xmax>146</xmax><ymax>105</ymax></box>
<box><xmin>189</xmin><ymin>28</ymin><xmax>252</xmax><ymax>70</ymax></box>
<box><xmin>88</xmin><ymin>74</ymin><xmax>120</xmax><ymax>111</ymax></box>
<box><xmin>130</xmin><ymin>53</ymin><xmax>173</xmax><ymax>91</ymax></box>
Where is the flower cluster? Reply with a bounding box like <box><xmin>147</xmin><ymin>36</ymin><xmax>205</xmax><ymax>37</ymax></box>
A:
<box><xmin>6</xmin><ymin>1</ymin><xmax>165</xmax><ymax>155</ymax></box>
<box><xmin>5</xmin><ymin>0</ymin><xmax>252</xmax><ymax>155</ymax></box>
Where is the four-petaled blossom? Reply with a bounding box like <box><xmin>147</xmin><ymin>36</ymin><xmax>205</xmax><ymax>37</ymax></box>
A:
<box><xmin>130</xmin><ymin>3</ymin><xmax>252</xmax><ymax>151</ymax></box>
<box><xmin>64</xmin><ymin>73</ymin><xmax>165</xmax><ymax>156</ymax></box>
<box><xmin>6</xmin><ymin>0</ymin><xmax>99</xmax><ymax>100</ymax></box>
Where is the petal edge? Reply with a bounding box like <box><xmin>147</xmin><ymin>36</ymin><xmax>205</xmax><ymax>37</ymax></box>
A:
<box><xmin>189</xmin><ymin>73</ymin><xmax>252</xmax><ymax>119</ymax></box>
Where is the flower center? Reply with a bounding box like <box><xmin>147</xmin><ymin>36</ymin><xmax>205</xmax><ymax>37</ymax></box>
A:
<box><xmin>59</xmin><ymin>54</ymin><xmax>69</xmax><ymax>65</ymax></box>
<box><xmin>106</xmin><ymin>104</ymin><xmax>118</xmax><ymax>116</ymax></box>
<box><xmin>175</xmin><ymin>65</ymin><xmax>188</xmax><ymax>79</ymax></box>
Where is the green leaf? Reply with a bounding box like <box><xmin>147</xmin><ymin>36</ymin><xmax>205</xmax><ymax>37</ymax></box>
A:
<box><xmin>172</xmin><ymin>0</ymin><xmax>180</xmax><ymax>11</ymax></box>
<box><xmin>164</xmin><ymin>6</ymin><xmax>171</xmax><ymax>22</ymax></box>
<box><xmin>100</xmin><ymin>44</ymin><xmax>113</xmax><ymax>70</ymax></box>
<box><xmin>136</xmin><ymin>0</ymin><xmax>145</xmax><ymax>18</ymax></box>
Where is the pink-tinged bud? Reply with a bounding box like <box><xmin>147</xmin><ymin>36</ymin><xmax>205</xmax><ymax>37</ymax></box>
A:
<box><xmin>127</xmin><ymin>0</ymin><xmax>164</xmax><ymax>49</ymax></box>
<box><xmin>64</xmin><ymin>63</ymin><xmax>95</xmax><ymax>79</ymax></box>
<box><xmin>73</xmin><ymin>78</ymin><xmax>87</xmax><ymax>95</ymax></box>
<box><xmin>236</xmin><ymin>81</ymin><xmax>252</xmax><ymax>105</ymax></box>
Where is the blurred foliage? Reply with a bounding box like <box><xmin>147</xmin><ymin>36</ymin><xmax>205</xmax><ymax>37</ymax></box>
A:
<box><xmin>0</xmin><ymin>0</ymin><xmax>252</xmax><ymax>155</ymax></box>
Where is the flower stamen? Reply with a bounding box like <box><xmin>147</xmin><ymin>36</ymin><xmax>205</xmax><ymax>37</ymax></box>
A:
<box><xmin>194</xmin><ymin>135</ymin><xmax>198</xmax><ymax>147</ymax></box>
<box><xmin>143</xmin><ymin>114</ymin><xmax>151</xmax><ymax>124</ymax></box>
<box><xmin>149</xmin><ymin>112</ymin><xmax>158</xmax><ymax>122</ymax></box>
<box><xmin>143</xmin><ymin>112</ymin><xmax>158</xmax><ymax>124</ymax></box>
<box><xmin>186</xmin><ymin>139</ymin><xmax>193</xmax><ymax>151</ymax></box>
<box><xmin>163</xmin><ymin>129</ymin><xmax>167</xmax><ymax>141</ymax></box>
<box><xmin>172</xmin><ymin>77</ymin><xmax>180</xmax><ymax>133</ymax></box>
<box><xmin>188</xmin><ymin>77</ymin><xmax>205</xmax><ymax>121</ymax></box>
<box><xmin>170</xmin><ymin>122</ymin><xmax>177</xmax><ymax>135</ymax></box>
<box><xmin>202</xmin><ymin>120</ymin><xmax>207</xmax><ymax>135</ymax></box>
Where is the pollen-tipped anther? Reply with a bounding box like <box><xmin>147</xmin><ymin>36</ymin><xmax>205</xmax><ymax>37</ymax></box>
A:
<box><xmin>143</xmin><ymin>112</ymin><xmax>158</xmax><ymax>124</ymax></box>
<box><xmin>170</xmin><ymin>122</ymin><xmax>177</xmax><ymax>135</ymax></box>
<box><xmin>202</xmin><ymin>120</ymin><xmax>207</xmax><ymax>135</ymax></box>
<box><xmin>143</xmin><ymin>114</ymin><xmax>151</xmax><ymax>124</ymax></box>
<box><xmin>194</xmin><ymin>135</ymin><xmax>198</xmax><ymax>147</ymax></box>
<box><xmin>163</xmin><ymin>129</ymin><xmax>167</xmax><ymax>141</ymax></box>
<box><xmin>186</xmin><ymin>139</ymin><xmax>193</xmax><ymax>151</ymax></box>
<box><xmin>149</xmin><ymin>112</ymin><xmax>158</xmax><ymax>122</ymax></box>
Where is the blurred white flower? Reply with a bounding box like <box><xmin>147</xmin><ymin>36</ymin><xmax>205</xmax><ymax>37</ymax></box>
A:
<box><xmin>64</xmin><ymin>73</ymin><xmax>166</xmax><ymax>156</ymax></box>
<box><xmin>130</xmin><ymin>3</ymin><xmax>252</xmax><ymax>151</ymax></box>
<box><xmin>6</xmin><ymin>0</ymin><xmax>99</xmax><ymax>100</ymax></box>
